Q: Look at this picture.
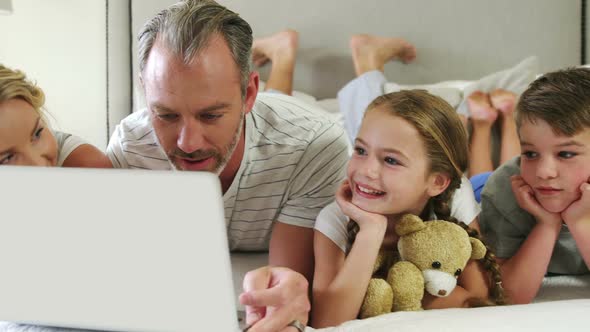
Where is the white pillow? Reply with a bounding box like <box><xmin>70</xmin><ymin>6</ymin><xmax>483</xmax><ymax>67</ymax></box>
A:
<box><xmin>383</xmin><ymin>56</ymin><xmax>539</xmax><ymax>114</ymax></box>
<box><xmin>384</xmin><ymin>81</ymin><xmax>467</xmax><ymax>109</ymax></box>
<box><xmin>259</xmin><ymin>81</ymin><xmax>344</xmax><ymax>128</ymax></box>
<box><xmin>455</xmin><ymin>56</ymin><xmax>539</xmax><ymax>117</ymax></box>
<box><xmin>258</xmin><ymin>80</ymin><xmax>318</xmax><ymax>105</ymax></box>
<box><xmin>315</xmin><ymin>98</ymin><xmax>340</xmax><ymax>114</ymax></box>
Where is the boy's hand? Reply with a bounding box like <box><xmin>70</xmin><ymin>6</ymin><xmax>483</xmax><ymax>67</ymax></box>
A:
<box><xmin>511</xmin><ymin>175</ymin><xmax>561</xmax><ymax>226</ymax></box>
<box><xmin>336</xmin><ymin>180</ymin><xmax>387</xmax><ymax>233</ymax></box>
<box><xmin>562</xmin><ymin>180</ymin><xmax>590</xmax><ymax>227</ymax></box>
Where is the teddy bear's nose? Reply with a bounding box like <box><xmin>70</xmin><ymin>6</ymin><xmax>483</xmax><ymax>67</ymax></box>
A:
<box><xmin>438</xmin><ymin>290</ymin><xmax>447</xmax><ymax>296</ymax></box>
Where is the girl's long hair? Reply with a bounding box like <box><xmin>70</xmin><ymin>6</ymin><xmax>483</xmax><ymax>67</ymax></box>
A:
<box><xmin>346</xmin><ymin>90</ymin><xmax>507</xmax><ymax>305</ymax></box>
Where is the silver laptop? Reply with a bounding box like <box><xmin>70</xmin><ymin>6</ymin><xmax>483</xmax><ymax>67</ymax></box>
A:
<box><xmin>0</xmin><ymin>167</ymin><xmax>240</xmax><ymax>332</ymax></box>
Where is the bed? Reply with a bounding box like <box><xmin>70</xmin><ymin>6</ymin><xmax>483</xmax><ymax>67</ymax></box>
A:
<box><xmin>1</xmin><ymin>253</ymin><xmax>588</xmax><ymax>332</ymax></box>
<box><xmin>230</xmin><ymin>254</ymin><xmax>590</xmax><ymax>331</ymax></box>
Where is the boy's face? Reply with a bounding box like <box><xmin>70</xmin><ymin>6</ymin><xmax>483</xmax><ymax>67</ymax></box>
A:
<box><xmin>519</xmin><ymin>118</ymin><xmax>590</xmax><ymax>213</ymax></box>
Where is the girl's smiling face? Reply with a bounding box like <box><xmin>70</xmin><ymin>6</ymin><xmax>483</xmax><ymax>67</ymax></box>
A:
<box><xmin>347</xmin><ymin>109</ymin><xmax>444</xmax><ymax>217</ymax></box>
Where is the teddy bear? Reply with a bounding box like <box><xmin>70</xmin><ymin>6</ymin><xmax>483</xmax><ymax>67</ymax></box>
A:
<box><xmin>359</xmin><ymin>214</ymin><xmax>487</xmax><ymax>318</ymax></box>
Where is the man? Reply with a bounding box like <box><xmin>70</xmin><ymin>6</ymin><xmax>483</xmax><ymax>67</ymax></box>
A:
<box><xmin>107</xmin><ymin>1</ymin><xmax>349</xmax><ymax>331</ymax></box>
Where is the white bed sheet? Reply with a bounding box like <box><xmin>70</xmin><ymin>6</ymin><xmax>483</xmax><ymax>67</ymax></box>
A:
<box><xmin>231</xmin><ymin>254</ymin><xmax>590</xmax><ymax>332</ymax></box>
<box><xmin>1</xmin><ymin>254</ymin><xmax>588</xmax><ymax>332</ymax></box>
<box><xmin>310</xmin><ymin>298</ymin><xmax>590</xmax><ymax>332</ymax></box>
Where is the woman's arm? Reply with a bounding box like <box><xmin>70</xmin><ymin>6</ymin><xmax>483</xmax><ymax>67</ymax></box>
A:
<box><xmin>62</xmin><ymin>144</ymin><xmax>112</xmax><ymax>168</ymax></box>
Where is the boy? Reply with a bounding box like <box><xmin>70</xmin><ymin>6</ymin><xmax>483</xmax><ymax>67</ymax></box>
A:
<box><xmin>479</xmin><ymin>67</ymin><xmax>590</xmax><ymax>304</ymax></box>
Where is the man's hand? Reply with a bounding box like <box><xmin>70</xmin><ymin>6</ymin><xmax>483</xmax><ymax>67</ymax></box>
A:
<box><xmin>510</xmin><ymin>175</ymin><xmax>561</xmax><ymax>226</ymax></box>
<box><xmin>562</xmin><ymin>180</ymin><xmax>590</xmax><ymax>227</ymax></box>
<box><xmin>240</xmin><ymin>266</ymin><xmax>310</xmax><ymax>332</ymax></box>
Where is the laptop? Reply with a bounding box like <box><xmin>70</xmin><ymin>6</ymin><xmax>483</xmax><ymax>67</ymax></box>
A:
<box><xmin>0</xmin><ymin>167</ymin><xmax>240</xmax><ymax>332</ymax></box>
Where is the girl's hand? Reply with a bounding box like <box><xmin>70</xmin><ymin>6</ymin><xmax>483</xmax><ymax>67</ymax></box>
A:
<box><xmin>562</xmin><ymin>180</ymin><xmax>590</xmax><ymax>227</ymax></box>
<box><xmin>335</xmin><ymin>180</ymin><xmax>387</xmax><ymax>233</ymax></box>
<box><xmin>510</xmin><ymin>175</ymin><xmax>561</xmax><ymax>227</ymax></box>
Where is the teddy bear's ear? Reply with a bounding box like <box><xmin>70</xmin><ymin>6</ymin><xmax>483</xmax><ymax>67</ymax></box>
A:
<box><xmin>470</xmin><ymin>238</ymin><xmax>487</xmax><ymax>260</ymax></box>
<box><xmin>395</xmin><ymin>214</ymin><xmax>426</xmax><ymax>236</ymax></box>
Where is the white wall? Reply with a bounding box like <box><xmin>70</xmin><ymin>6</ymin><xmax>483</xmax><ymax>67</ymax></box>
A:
<box><xmin>0</xmin><ymin>0</ymin><xmax>108</xmax><ymax>149</ymax></box>
<box><xmin>131</xmin><ymin>0</ymin><xmax>176</xmax><ymax>111</ymax></box>
<box><xmin>0</xmin><ymin>1</ymin><xmax>585</xmax><ymax>143</ymax></box>
<box><xmin>107</xmin><ymin>0</ymin><xmax>132</xmax><ymax>140</ymax></box>
<box><xmin>131</xmin><ymin>0</ymin><xmax>581</xmax><ymax>100</ymax></box>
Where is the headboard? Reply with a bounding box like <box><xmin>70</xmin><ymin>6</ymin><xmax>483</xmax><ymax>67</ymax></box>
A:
<box><xmin>131</xmin><ymin>0</ymin><xmax>582</xmax><ymax>103</ymax></box>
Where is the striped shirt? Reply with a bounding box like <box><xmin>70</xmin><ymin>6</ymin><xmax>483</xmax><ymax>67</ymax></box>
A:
<box><xmin>107</xmin><ymin>93</ymin><xmax>349</xmax><ymax>250</ymax></box>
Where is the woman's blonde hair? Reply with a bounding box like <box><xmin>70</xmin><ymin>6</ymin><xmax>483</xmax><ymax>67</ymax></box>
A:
<box><xmin>346</xmin><ymin>90</ymin><xmax>507</xmax><ymax>306</ymax></box>
<box><xmin>0</xmin><ymin>64</ymin><xmax>46</xmax><ymax>114</ymax></box>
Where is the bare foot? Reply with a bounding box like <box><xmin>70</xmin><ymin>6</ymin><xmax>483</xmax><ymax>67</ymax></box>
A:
<box><xmin>489</xmin><ymin>89</ymin><xmax>517</xmax><ymax>117</ymax></box>
<box><xmin>467</xmin><ymin>91</ymin><xmax>498</xmax><ymax>125</ymax></box>
<box><xmin>252</xmin><ymin>29</ymin><xmax>298</xmax><ymax>67</ymax></box>
<box><xmin>349</xmin><ymin>34</ymin><xmax>416</xmax><ymax>76</ymax></box>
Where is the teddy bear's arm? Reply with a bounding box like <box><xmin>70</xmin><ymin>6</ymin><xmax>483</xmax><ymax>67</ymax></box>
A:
<box><xmin>359</xmin><ymin>278</ymin><xmax>394</xmax><ymax>318</ymax></box>
<box><xmin>387</xmin><ymin>261</ymin><xmax>425</xmax><ymax>311</ymax></box>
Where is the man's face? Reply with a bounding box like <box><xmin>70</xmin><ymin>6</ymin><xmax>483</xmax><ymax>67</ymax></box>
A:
<box><xmin>142</xmin><ymin>35</ymin><xmax>256</xmax><ymax>173</ymax></box>
<box><xmin>519</xmin><ymin>118</ymin><xmax>590</xmax><ymax>213</ymax></box>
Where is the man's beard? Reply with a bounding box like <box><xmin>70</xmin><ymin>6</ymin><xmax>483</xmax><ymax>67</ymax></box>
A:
<box><xmin>169</xmin><ymin>112</ymin><xmax>244</xmax><ymax>175</ymax></box>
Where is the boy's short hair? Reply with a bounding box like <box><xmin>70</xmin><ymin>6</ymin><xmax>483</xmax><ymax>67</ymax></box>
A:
<box><xmin>516</xmin><ymin>67</ymin><xmax>590</xmax><ymax>136</ymax></box>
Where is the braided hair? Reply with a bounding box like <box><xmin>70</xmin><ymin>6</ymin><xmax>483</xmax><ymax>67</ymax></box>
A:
<box><xmin>431</xmin><ymin>198</ymin><xmax>508</xmax><ymax>305</ymax></box>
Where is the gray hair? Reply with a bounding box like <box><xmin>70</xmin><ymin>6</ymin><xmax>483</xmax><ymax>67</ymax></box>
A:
<box><xmin>138</xmin><ymin>0</ymin><xmax>253</xmax><ymax>97</ymax></box>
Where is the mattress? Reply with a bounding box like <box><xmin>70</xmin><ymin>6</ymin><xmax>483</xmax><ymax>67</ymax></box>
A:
<box><xmin>1</xmin><ymin>253</ymin><xmax>588</xmax><ymax>332</ymax></box>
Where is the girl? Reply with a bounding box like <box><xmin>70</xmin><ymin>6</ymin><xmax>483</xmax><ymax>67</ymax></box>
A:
<box><xmin>0</xmin><ymin>64</ymin><xmax>111</xmax><ymax>167</ymax></box>
<box><xmin>312</xmin><ymin>90</ymin><xmax>505</xmax><ymax>328</ymax></box>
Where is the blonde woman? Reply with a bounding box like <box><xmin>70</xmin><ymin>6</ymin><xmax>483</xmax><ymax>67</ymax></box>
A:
<box><xmin>0</xmin><ymin>64</ymin><xmax>111</xmax><ymax>167</ymax></box>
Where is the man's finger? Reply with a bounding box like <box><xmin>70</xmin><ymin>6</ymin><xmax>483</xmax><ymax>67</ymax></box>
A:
<box><xmin>240</xmin><ymin>286</ymin><xmax>287</xmax><ymax>308</ymax></box>
<box><xmin>239</xmin><ymin>293</ymin><xmax>265</xmax><ymax>325</ymax></box>
<box><xmin>241</xmin><ymin>267</ymin><xmax>272</xmax><ymax>325</ymax></box>
<box><xmin>246</xmin><ymin>306</ymin><xmax>302</xmax><ymax>332</ymax></box>
<box><xmin>243</xmin><ymin>266</ymin><xmax>271</xmax><ymax>292</ymax></box>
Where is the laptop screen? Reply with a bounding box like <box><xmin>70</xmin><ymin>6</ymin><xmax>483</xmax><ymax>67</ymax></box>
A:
<box><xmin>0</xmin><ymin>167</ymin><xmax>239</xmax><ymax>332</ymax></box>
